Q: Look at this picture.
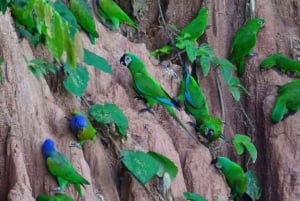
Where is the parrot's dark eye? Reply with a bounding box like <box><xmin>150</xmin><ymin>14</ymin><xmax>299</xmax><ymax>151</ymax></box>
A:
<box><xmin>205</xmin><ymin>128</ymin><xmax>214</xmax><ymax>137</ymax></box>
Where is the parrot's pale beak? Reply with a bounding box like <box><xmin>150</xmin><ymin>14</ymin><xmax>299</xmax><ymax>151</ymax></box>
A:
<box><xmin>120</xmin><ymin>55</ymin><xmax>126</xmax><ymax>66</ymax></box>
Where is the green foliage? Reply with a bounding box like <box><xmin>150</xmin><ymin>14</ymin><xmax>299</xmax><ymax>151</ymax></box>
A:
<box><xmin>148</xmin><ymin>151</ymin><xmax>178</xmax><ymax>180</ymax></box>
<box><xmin>183</xmin><ymin>192</ymin><xmax>208</xmax><ymax>201</ymax></box>
<box><xmin>63</xmin><ymin>62</ymin><xmax>89</xmax><ymax>96</ymax></box>
<box><xmin>24</xmin><ymin>57</ymin><xmax>57</xmax><ymax>79</ymax></box>
<box><xmin>121</xmin><ymin>150</ymin><xmax>178</xmax><ymax>185</ymax></box>
<box><xmin>121</xmin><ymin>150</ymin><xmax>160</xmax><ymax>185</ymax></box>
<box><xmin>83</xmin><ymin>49</ymin><xmax>112</xmax><ymax>74</ymax></box>
<box><xmin>0</xmin><ymin>0</ymin><xmax>10</xmax><ymax>13</ymax></box>
<box><xmin>245</xmin><ymin>171</ymin><xmax>262</xmax><ymax>201</ymax></box>
<box><xmin>0</xmin><ymin>58</ymin><xmax>3</xmax><ymax>83</ymax></box>
<box><xmin>88</xmin><ymin>103</ymin><xmax>128</xmax><ymax>137</ymax></box>
<box><xmin>233</xmin><ymin>134</ymin><xmax>257</xmax><ymax>163</ymax></box>
<box><xmin>150</xmin><ymin>45</ymin><xmax>173</xmax><ymax>57</ymax></box>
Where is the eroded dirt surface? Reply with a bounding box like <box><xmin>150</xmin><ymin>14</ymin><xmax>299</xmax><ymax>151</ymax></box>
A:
<box><xmin>0</xmin><ymin>0</ymin><xmax>300</xmax><ymax>201</ymax></box>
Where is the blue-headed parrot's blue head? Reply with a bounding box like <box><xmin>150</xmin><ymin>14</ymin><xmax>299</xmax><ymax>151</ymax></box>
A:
<box><xmin>95</xmin><ymin>0</ymin><xmax>100</xmax><ymax>6</ymax></box>
<box><xmin>69</xmin><ymin>114</ymin><xmax>88</xmax><ymax>133</ymax></box>
<box><xmin>42</xmin><ymin>139</ymin><xmax>56</xmax><ymax>158</ymax></box>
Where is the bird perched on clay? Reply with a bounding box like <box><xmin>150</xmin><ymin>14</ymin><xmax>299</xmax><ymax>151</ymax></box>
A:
<box><xmin>271</xmin><ymin>79</ymin><xmax>300</xmax><ymax>123</ymax></box>
<box><xmin>260</xmin><ymin>53</ymin><xmax>300</xmax><ymax>76</ymax></box>
<box><xmin>177</xmin><ymin>62</ymin><xmax>223</xmax><ymax>144</ymax></box>
<box><xmin>212</xmin><ymin>156</ymin><xmax>247</xmax><ymax>201</ymax></box>
<box><xmin>120</xmin><ymin>52</ymin><xmax>197</xmax><ymax>141</ymax></box>
<box><xmin>36</xmin><ymin>193</ymin><xmax>75</xmax><ymax>201</ymax></box>
<box><xmin>229</xmin><ymin>18</ymin><xmax>265</xmax><ymax>76</ymax></box>
<box><xmin>42</xmin><ymin>139</ymin><xmax>90</xmax><ymax>198</ymax></box>
<box><xmin>178</xmin><ymin>7</ymin><xmax>209</xmax><ymax>41</ymax></box>
<box><xmin>69</xmin><ymin>0</ymin><xmax>99</xmax><ymax>44</ymax></box>
<box><xmin>69</xmin><ymin>111</ymin><xmax>97</xmax><ymax>147</ymax></box>
<box><xmin>93</xmin><ymin>0</ymin><xmax>137</xmax><ymax>30</ymax></box>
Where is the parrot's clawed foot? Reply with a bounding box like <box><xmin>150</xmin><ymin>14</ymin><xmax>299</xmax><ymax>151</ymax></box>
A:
<box><xmin>50</xmin><ymin>186</ymin><xmax>63</xmax><ymax>192</ymax></box>
<box><xmin>138</xmin><ymin>107</ymin><xmax>155</xmax><ymax>115</ymax></box>
<box><xmin>286</xmin><ymin>71</ymin><xmax>297</xmax><ymax>78</ymax></box>
<box><xmin>187</xmin><ymin>121</ymin><xmax>199</xmax><ymax>132</ymax></box>
<box><xmin>248</xmin><ymin>52</ymin><xmax>258</xmax><ymax>57</ymax></box>
<box><xmin>69</xmin><ymin>142</ymin><xmax>82</xmax><ymax>149</ymax></box>
<box><xmin>220</xmin><ymin>135</ymin><xmax>230</xmax><ymax>143</ymax></box>
<box><xmin>134</xmin><ymin>95</ymin><xmax>147</xmax><ymax>103</ymax></box>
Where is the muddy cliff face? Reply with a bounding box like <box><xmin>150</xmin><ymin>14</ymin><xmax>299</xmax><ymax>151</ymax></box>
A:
<box><xmin>0</xmin><ymin>0</ymin><xmax>300</xmax><ymax>201</ymax></box>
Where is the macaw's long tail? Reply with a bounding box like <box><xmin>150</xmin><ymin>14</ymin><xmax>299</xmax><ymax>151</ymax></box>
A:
<box><xmin>271</xmin><ymin>98</ymin><xmax>288</xmax><ymax>123</ymax></box>
<box><xmin>167</xmin><ymin>107</ymin><xmax>198</xmax><ymax>141</ymax></box>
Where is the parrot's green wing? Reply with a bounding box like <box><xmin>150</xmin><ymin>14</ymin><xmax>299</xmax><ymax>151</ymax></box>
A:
<box><xmin>230</xmin><ymin>31</ymin><xmax>257</xmax><ymax>76</ymax></box>
<box><xmin>216</xmin><ymin>157</ymin><xmax>247</xmax><ymax>199</ymax></box>
<box><xmin>278</xmin><ymin>79</ymin><xmax>300</xmax><ymax>94</ymax></box>
<box><xmin>54</xmin><ymin>193</ymin><xmax>75</xmax><ymax>201</ymax></box>
<box><xmin>37</xmin><ymin>193</ymin><xmax>75</xmax><ymax>201</ymax></box>
<box><xmin>178</xmin><ymin>7</ymin><xmax>209</xmax><ymax>41</ymax></box>
<box><xmin>133</xmin><ymin>72</ymin><xmax>177</xmax><ymax>108</ymax></box>
<box><xmin>184</xmin><ymin>74</ymin><xmax>208</xmax><ymax>109</ymax></box>
<box><xmin>229</xmin><ymin>18</ymin><xmax>265</xmax><ymax>76</ymax></box>
<box><xmin>260</xmin><ymin>54</ymin><xmax>277</xmax><ymax>69</ymax></box>
<box><xmin>272</xmin><ymin>80</ymin><xmax>300</xmax><ymax>123</ymax></box>
<box><xmin>36</xmin><ymin>193</ymin><xmax>55</xmax><ymax>201</ymax></box>
<box><xmin>47</xmin><ymin>151</ymin><xmax>89</xmax><ymax>184</ymax></box>
<box><xmin>70</xmin><ymin>0</ymin><xmax>99</xmax><ymax>43</ymax></box>
<box><xmin>97</xmin><ymin>0</ymin><xmax>137</xmax><ymax>29</ymax></box>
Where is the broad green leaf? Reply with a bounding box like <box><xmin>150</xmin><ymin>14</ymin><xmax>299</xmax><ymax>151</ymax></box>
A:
<box><xmin>150</xmin><ymin>45</ymin><xmax>173</xmax><ymax>57</ymax></box>
<box><xmin>246</xmin><ymin>171</ymin><xmax>262</xmax><ymax>201</ymax></box>
<box><xmin>185</xmin><ymin>41</ymin><xmax>198</xmax><ymax>62</ymax></box>
<box><xmin>196</xmin><ymin>43</ymin><xmax>215</xmax><ymax>57</ymax></box>
<box><xmin>25</xmin><ymin>57</ymin><xmax>57</xmax><ymax>79</ymax></box>
<box><xmin>74</xmin><ymin>31</ymin><xmax>84</xmax><ymax>62</ymax></box>
<box><xmin>0</xmin><ymin>58</ymin><xmax>3</xmax><ymax>83</ymax></box>
<box><xmin>64</xmin><ymin>26</ymin><xmax>77</xmax><ymax>67</ymax></box>
<box><xmin>121</xmin><ymin>150</ymin><xmax>160</xmax><ymax>185</ymax></box>
<box><xmin>63</xmin><ymin>63</ymin><xmax>89</xmax><ymax>96</ymax></box>
<box><xmin>229</xmin><ymin>86</ymin><xmax>240</xmax><ymax>101</ymax></box>
<box><xmin>52</xmin><ymin>0</ymin><xmax>78</xmax><ymax>38</ymax></box>
<box><xmin>183</xmin><ymin>192</ymin><xmax>208</xmax><ymax>201</ymax></box>
<box><xmin>89</xmin><ymin>103</ymin><xmax>128</xmax><ymax>137</ymax></box>
<box><xmin>83</xmin><ymin>49</ymin><xmax>112</xmax><ymax>74</ymax></box>
<box><xmin>148</xmin><ymin>151</ymin><xmax>178</xmax><ymax>181</ymax></box>
<box><xmin>233</xmin><ymin>134</ymin><xmax>257</xmax><ymax>163</ymax></box>
<box><xmin>0</xmin><ymin>0</ymin><xmax>10</xmax><ymax>14</ymax></box>
<box><xmin>52</xmin><ymin>0</ymin><xmax>78</xmax><ymax>28</ymax></box>
<box><xmin>46</xmin><ymin>12</ymin><xmax>64</xmax><ymax>60</ymax></box>
<box><xmin>200</xmin><ymin>55</ymin><xmax>211</xmax><ymax>76</ymax></box>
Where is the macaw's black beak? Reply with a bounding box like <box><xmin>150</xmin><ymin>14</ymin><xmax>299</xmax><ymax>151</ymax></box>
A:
<box><xmin>211</xmin><ymin>158</ymin><xmax>217</xmax><ymax>165</ymax></box>
<box><xmin>120</xmin><ymin>54</ymin><xmax>126</xmax><ymax>66</ymax></box>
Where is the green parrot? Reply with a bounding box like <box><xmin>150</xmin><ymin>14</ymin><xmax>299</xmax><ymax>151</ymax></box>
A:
<box><xmin>69</xmin><ymin>111</ymin><xmax>97</xmax><ymax>147</ymax></box>
<box><xmin>271</xmin><ymin>79</ymin><xmax>300</xmax><ymax>123</ymax></box>
<box><xmin>177</xmin><ymin>7</ymin><xmax>209</xmax><ymax>42</ymax></box>
<box><xmin>120</xmin><ymin>53</ymin><xmax>197</xmax><ymax>141</ymax></box>
<box><xmin>260</xmin><ymin>53</ymin><xmax>300</xmax><ymax>76</ymax></box>
<box><xmin>229</xmin><ymin>18</ymin><xmax>265</xmax><ymax>76</ymax></box>
<box><xmin>212</xmin><ymin>156</ymin><xmax>247</xmax><ymax>201</ymax></box>
<box><xmin>177</xmin><ymin>63</ymin><xmax>223</xmax><ymax>144</ymax></box>
<box><xmin>36</xmin><ymin>193</ymin><xmax>75</xmax><ymax>201</ymax></box>
<box><xmin>69</xmin><ymin>0</ymin><xmax>99</xmax><ymax>44</ymax></box>
<box><xmin>93</xmin><ymin>0</ymin><xmax>138</xmax><ymax>30</ymax></box>
<box><xmin>42</xmin><ymin>139</ymin><xmax>90</xmax><ymax>198</ymax></box>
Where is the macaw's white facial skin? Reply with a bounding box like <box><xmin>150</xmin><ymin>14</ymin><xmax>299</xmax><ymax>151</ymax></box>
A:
<box><xmin>120</xmin><ymin>54</ymin><xmax>132</xmax><ymax>67</ymax></box>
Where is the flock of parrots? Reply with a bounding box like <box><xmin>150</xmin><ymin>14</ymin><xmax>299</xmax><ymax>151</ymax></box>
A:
<box><xmin>9</xmin><ymin>0</ymin><xmax>298</xmax><ymax>200</ymax></box>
